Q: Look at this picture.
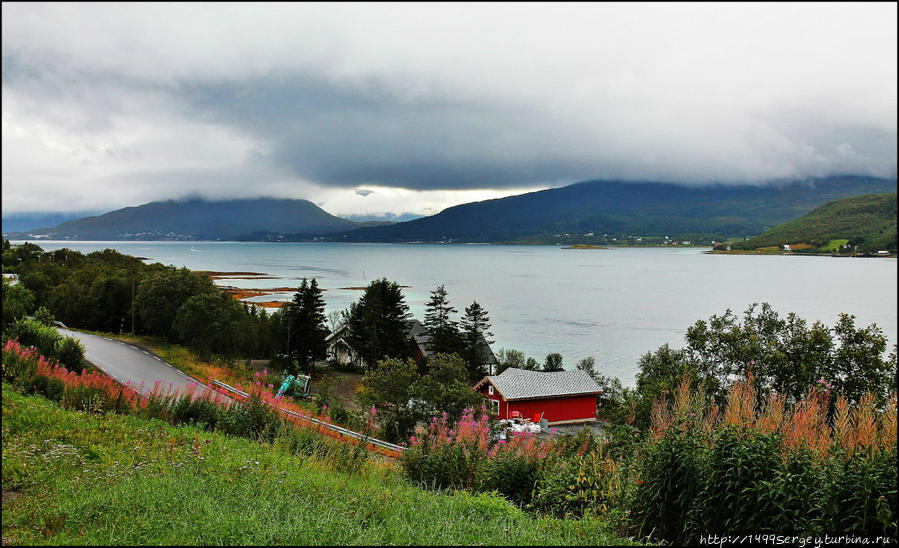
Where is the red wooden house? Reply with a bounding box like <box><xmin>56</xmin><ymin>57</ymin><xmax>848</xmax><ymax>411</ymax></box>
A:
<box><xmin>474</xmin><ymin>367</ymin><xmax>602</xmax><ymax>425</ymax></box>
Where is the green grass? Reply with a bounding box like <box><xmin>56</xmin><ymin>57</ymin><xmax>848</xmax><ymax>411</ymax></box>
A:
<box><xmin>1</xmin><ymin>384</ymin><xmax>634</xmax><ymax>545</ymax></box>
<box><xmin>819</xmin><ymin>238</ymin><xmax>850</xmax><ymax>252</ymax></box>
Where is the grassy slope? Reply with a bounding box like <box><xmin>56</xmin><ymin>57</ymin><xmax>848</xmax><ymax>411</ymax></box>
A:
<box><xmin>734</xmin><ymin>192</ymin><xmax>898</xmax><ymax>252</ymax></box>
<box><xmin>1</xmin><ymin>385</ymin><xmax>633</xmax><ymax>545</ymax></box>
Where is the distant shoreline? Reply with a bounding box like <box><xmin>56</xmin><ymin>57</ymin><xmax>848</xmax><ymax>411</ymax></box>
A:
<box><xmin>704</xmin><ymin>250</ymin><xmax>897</xmax><ymax>258</ymax></box>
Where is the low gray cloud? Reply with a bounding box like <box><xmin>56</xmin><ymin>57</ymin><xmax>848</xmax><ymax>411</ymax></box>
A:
<box><xmin>2</xmin><ymin>3</ymin><xmax>896</xmax><ymax>214</ymax></box>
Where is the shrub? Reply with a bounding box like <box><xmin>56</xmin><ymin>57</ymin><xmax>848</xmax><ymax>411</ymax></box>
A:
<box><xmin>54</xmin><ymin>337</ymin><xmax>85</xmax><ymax>370</ymax></box>
<box><xmin>400</xmin><ymin>408</ymin><xmax>558</xmax><ymax>507</ymax></box>
<box><xmin>630</xmin><ymin>425</ymin><xmax>706</xmax><ymax>544</ymax></box>
<box><xmin>531</xmin><ymin>451</ymin><xmax>624</xmax><ymax>522</ymax></box>
<box><xmin>631</xmin><ymin>374</ymin><xmax>899</xmax><ymax>544</ymax></box>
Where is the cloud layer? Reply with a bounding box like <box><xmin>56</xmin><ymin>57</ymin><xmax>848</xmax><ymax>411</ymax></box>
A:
<box><xmin>2</xmin><ymin>3</ymin><xmax>896</xmax><ymax>215</ymax></box>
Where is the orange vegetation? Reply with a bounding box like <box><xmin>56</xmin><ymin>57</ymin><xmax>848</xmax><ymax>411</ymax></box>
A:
<box><xmin>195</xmin><ymin>270</ymin><xmax>269</xmax><ymax>278</ymax></box>
<box><xmin>247</xmin><ymin>301</ymin><xmax>287</xmax><ymax>309</ymax></box>
<box><xmin>650</xmin><ymin>374</ymin><xmax>897</xmax><ymax>460</ymax></box>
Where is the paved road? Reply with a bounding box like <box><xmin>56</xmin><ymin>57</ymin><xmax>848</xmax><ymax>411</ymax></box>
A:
<box><xmin>58</xmin><ymin>329</ymin><xmax>207</xmax><ymax>396</ymax></box>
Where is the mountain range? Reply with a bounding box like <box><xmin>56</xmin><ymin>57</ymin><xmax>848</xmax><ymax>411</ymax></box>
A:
<box><xmin>4</xmin><ymin>198</ymin><xmax>364</xmax><ymax>241</ymax></box>
<box><xmin>4</xmin><ymin>176</ymin><xmax>896</xmax><ymax>242</ymax></box>
<box><xmin>330</xmin><ymin>176</ymin><xmax>897</xmax><ymax>243</ymax></box>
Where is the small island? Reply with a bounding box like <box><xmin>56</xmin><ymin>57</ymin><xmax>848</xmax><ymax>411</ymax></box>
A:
<box><xmin>561</xmin><ymin>244</ymin><xmax>609</xmax><ymax>250</ymax></box>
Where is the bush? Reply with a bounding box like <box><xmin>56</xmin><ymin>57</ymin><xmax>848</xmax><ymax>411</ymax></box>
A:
<box><xmin>693</xmin><ymin>427</ymin><xmax>785</xmax><ymax>535</ymax></box>
<box><xmin>629</xmin><ymin>426</ymin><xmax>706</xmax><ymax>543</ymax></box>
<box><xmin>630</xmin><ymin>376</ymin><xmax>898</xmax><ymax>544</ymax></box>
<box><xmin>477</xmin><ymin>445</ymin><xmax>541</xmax><ymax>505</ymax></box>
<box><xmin>54</xmin><ymin>337</ymin><xmax>85</xmax><ymax>370</ymax></box>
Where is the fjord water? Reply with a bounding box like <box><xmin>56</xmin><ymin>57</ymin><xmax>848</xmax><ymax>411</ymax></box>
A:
<box><xmin>22</xmin><ymin>241</ymin><xmax>898</xmax><ymax>385</ymax></box>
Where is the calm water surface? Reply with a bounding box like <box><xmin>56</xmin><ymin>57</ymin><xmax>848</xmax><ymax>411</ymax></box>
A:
<box><xmin>18</xmin><ymin>241</ymin><xmax>898</xmax><ymax>385</ymax></box>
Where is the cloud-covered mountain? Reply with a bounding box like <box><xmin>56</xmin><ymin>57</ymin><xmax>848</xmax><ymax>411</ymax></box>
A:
<box><xmin>6</xmin><ymin>198</ymin><xmax>360</xmax><ymax>240</ymax></box>
<box><xmin>330</xmin><ymin>176</ymin><xmax>898</xmax><ymax>243</ymax></box>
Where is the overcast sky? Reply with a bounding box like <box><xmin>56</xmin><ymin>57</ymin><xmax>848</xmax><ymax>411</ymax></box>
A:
<box><xmin>2</xmin><ymin>3</ymin><xmax>896</xmax><ymax>217</ymax></box>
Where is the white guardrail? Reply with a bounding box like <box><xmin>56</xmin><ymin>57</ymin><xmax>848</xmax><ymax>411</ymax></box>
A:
<box><xmin>209</xmin><ymin>380</ymin><xmax>406</xmax><ymax>454</ymax></box>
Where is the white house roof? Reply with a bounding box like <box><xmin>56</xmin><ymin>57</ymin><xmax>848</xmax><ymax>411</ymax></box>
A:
<box><xmin>475</xmin><ymin>367</ymin><xmax>601</xmax><ymax>401</ymax></box>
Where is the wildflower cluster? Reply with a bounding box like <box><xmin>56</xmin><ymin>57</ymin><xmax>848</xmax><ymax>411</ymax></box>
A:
<box><xmin>400</xmin><ymin>407</ymin><xmax>559</xmax><ymax>505</ymax></box>
<box><xmin>634</xmin><ymin>373</ymin><xmax>898</xmax><ymax>543</ymax></box>
<box><xmin>2</xmin><ymin>338</ymin><xmax>389</xmax><ymax>465</ymax></box>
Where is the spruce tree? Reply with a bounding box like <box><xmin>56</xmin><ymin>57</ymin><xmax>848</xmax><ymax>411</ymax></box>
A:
<box><xmin>460</xmin><ymin>300</ymin><xmax>494</xmax><ymax>382</ymax></box>
<box><xmin>346</xmin><ymin>278</ymin><xmax>413</xmax><ymax>370</ymax></box>
<box><xmin>423</xmin><ymin>284</ymin><xmax>463</xmax><ymax>357</ymax></box>
<box><xmin>287</xmin><ymin>278</ymin><xmax>328</xmax><ymax>374</ymax></box>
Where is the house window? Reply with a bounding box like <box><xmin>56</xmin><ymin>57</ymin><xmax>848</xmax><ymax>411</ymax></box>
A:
<box><xmin>488</xmin><ymin>385</ymin><xmax>494</xmax><ymax>396</ymax></box>
<box><xmin>491</xmin><ymin>399</ymin><xmax>499</xmax><ymax>415</ymax></box>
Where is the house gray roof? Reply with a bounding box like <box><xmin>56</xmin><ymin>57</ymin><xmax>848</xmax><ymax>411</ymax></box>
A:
<box><xmin>476</xmin><ymin>367</ymin><xmax>601</xmax><ymax>401</ymax></box>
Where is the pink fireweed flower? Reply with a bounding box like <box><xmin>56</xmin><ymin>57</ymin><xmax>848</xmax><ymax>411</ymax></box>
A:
<box><xmin>255</xmin><ymin>371</ymin><xmax>260</xmax><ymax>377</ymax></box>
<box><xmin>262</xmin><ymin>369</ymin><xmax>268</xmax><ymax>376</ymax></box>
<box><xmin>371</xmin><ymin>406</ymin><xmax>377</xmax><ymax>415</ymax></box>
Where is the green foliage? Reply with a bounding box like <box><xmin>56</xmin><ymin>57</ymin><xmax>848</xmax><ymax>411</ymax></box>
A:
<box><xmin>733</xmin><ymin>192</ymin><xmax>897</xmax><ymax>253</ymax></box>
<box><xmin>633</xmin><ymin>303</ymin><xmax>897</xmax><ymax>428</ymax></box>
<box><xmin>345</xmin><ymin>278</ymin><xmax>413</xmax><ymax>370</ymax></box>
<box><xmin>543</xmin><ymin>352</ymin><xmax>564</xmax><ymax>372</ymax></box>
<box><xmin>173</xmin><ymin>292</ymin><xmax>249</xmax><ymax>359</ymax></box>
<box><xmin>578</xmin><ymin>357</ymin><xmax>628</xmax><ymax>422</ymax></box>
<box><xmin>33</xmin><ymin>305</ymin><xmax>55</xmax><ymax>326</ymax></box>
<box><xmin>423</xmin><ymin>284</ymin><xmax>463</xmax><ymax>356</ymax></box>
<box><xmin>135</xmin><ymin>266</ymin><xmax>217</xmax><ymax>338</ymax></box>
<box><xmin>477</xmin><ymin>448</ymin><xmax>542</xmax><ymax>506</ymax></box>
<box><xmin>6</xmin><ymin>318</ymin><xmax>84</xmax><ymax>369</ymax></box>
<box><xmin>460</xmin><ymin>300</ymin><xmax>494</xmax><ymax>383</ymax></box>
<box><xmin>693</xmin><ymin>428</ymin><xmax>786</xmax><ymax>534</ymax></box>
<box><xmin>822</xmin><ymin>447</ymin><xmax>899</xmax><ymax>536</ymax></box>
<box><xmin>630</xmin><ymin>426</ymin><xmax>706</xmax><ymax>544</ymax></box>
<box><xmin>284</xmin><ymin>278</ymin><xmax>328</xmax><ymax>374</ymax></box>
<box><xmin>1</xmin><ymin>277</ymin><xmax>34</xmax><ymax>329</ymax></box>
<box><xmin>54</xmin><ymin>336</ymin><xmax>86</xmax><ymax>370</ymax></box>
<box><xmin>494</xmin><ymin>348</ymin><xmax>525</xmax><ymax>375</ymax></box>
<box><xmin>357</xmin><ymin>357</ymin><xmax>421</xmax><ymax>442</ymax></box>
<box><xmin>412</xmin><ymin>353</ymin><xmax>484</xmax><ymax>423</ymax></box>
<box><xmin>5</xmin><ymin>242</ymin><xmax>284</xmax><ymax>361</ymax></box>
<box><xmin>2</xmin><ymin>386</ymin><xmax>626</xmax><ymax>545</ymax></box>
<box><xmin>531</xmin><ymin>452</ymin><xmax>624</xmax><ymax>522</ymax></box>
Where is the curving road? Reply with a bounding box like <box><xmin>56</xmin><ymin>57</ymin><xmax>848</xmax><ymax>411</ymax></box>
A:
<box><xmin>58</xmin><ymin>329</ymin><xmax>208</xmax><ymax>396</ymax></box>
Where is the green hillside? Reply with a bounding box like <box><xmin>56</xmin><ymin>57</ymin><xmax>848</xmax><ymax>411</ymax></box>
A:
<box><xmin>1</xmin><ymin>386</ymin><xmax>627</xmax><ymax>545</ymax></box>
<box><xmin>732</xmin><ymin>192</ymin><xmax>897</xmax><ymax>253</ymax></box>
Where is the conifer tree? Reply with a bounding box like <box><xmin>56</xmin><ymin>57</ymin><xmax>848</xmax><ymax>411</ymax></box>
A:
<box><xmin>286</xmin><ymin>277</ymin><xmax>328</xmax><ymax>374</ymax></box>
<box><xmin>346</xmin><ymin>278</ymin><xmax>413</xmax><ymax>370</ymax></box>
<box><xmin>460</xmin><ymin>300</ymin><xmax>494</xmax><ymax>382</ymax></box>
<box><xmin>423</xmin><ymin>284</ymin><xmax>463</xmax><ymax>357</ymax></box>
